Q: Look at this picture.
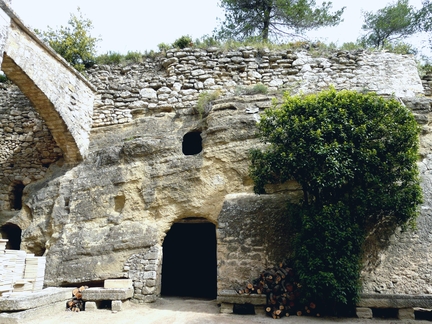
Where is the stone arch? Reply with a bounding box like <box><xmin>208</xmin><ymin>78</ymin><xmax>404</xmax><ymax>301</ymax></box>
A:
<box><xmin>182</xmin><ymin>131</ymin><xmax>202</xmax><ymax>155</ymax></box>
<box><xmin>1</xmin><ymin>53</ymin><xmax>82</xmax><ymax>162</ymax></box>
<box><xmin>0</xmin><ymin>223</ymin><xmax>21</xmax><ymax>250</ymax></box>
<box><xmin>161</xmin><ymin>217</ymin><xmax>217</xmax><ymax>298</ymax></box>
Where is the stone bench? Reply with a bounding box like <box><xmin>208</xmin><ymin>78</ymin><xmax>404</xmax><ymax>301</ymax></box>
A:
<box><xmin>217</xmin><ymin>289</ymin><xmax>266</xmax><ymax>315</ymax></box>
<box><xmin>0</xmin><ymin>287</ymin><xmax>73</xmax><ymax>324</ymax></box>
<box><xmin>81</xmin><ymin>280</ymin><xmax>133</xmax><ymax>312</ymax></box>
<box><xmin>218</xmin><ymin>290</ymin><xmax>432</xmax><ymax>320</ymax></box>
<box><xmin>357</xmin><ymin>293</ymin><xmax>432</xmax><ymax>320</ymax></box>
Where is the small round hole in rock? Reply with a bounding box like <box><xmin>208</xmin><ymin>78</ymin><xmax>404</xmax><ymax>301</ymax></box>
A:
<box><xmin>182</xmin><ymin>131</ymin><xmax>202</xmax><ymax>155</ymax></box>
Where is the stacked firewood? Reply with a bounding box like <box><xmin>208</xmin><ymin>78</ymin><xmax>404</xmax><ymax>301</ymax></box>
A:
<box><xmin>238</xmin><ymin>263</ymin><xmax>320</xmax><ymax>319</ymax></box>
<box><xmin>66</xmin><ymin>286</ymin><xmax>88</xmax><ymax>312</ymax></box>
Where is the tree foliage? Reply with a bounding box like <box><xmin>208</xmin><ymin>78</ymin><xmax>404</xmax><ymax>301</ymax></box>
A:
<box><xmin>36</xmin><ymin>8</ymin><xmax>99</xmax><ymax>72</ymax></box>
<box><xmin>360</xmin><ymin>0</ymin><xmax>417</xmax><ymax>48</ymax></box>
<box><xmin>249</xmin><ymin>88</ymin><xmax>422</xmax><ymax>314</ymax></box>
<box><xmin>416</xmin><ymin>1</ymin><xmax>432</xmax><ymax>49</ymax></box>
<box><xmin>216</xmin><ymin>0</ymin><xmax>345</xmax><ymax>41</ymax></box>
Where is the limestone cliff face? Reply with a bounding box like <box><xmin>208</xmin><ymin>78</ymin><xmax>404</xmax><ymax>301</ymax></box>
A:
<box><xmin>1</xmin><ymin>47</ymin><xmax>432</xmax><ymax>300</ymax></box>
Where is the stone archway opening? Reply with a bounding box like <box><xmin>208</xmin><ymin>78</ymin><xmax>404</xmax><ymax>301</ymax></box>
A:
<box><xmin>161</xmin><ymin>218</ymin><xmax>217</xmax><ymax>299</ymax></box>
<box><xmin>182</xmin><ymin>131</ymin><xmax>202</xmax><ymax>155</ymax></box>
<box><xmin>0</xmin><ymin>223</ymin><xmax>22</xmax><ymax>250</ymax></box>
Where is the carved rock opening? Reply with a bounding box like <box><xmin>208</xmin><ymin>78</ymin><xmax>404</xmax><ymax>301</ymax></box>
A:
<box><xmin>0</xmin><ymin>223</ymin><xmax>21</xmax><ymax>250</ymax></box>
<box><xmin>182</xmin><ymin>131</ymin><xmax>202</xmax><ymax>155</ymax></box>
<box><xmin>161</xmin><ymin>220</ymin><xmax>216</xmax><ymax>298</ymax></box>
<box><xmin>9</xmin><ymin>181</ymin><xmax>24</xmax><ymax>210</ymax></box>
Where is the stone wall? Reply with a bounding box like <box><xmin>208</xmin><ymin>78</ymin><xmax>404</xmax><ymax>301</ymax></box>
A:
<box><xmin>0</xmin><ymin>84</ymin><xmax>62</xmax><ymax>212</ymax></box>
<box><xmin>0</xmin><ymin>47</ymin><xmax>431</xmax><ymax>301</ymax></box>
<box><xmin>87</xmin><ymin>48</ymin><xmax>424</xmax><ymax>128</ymax></box>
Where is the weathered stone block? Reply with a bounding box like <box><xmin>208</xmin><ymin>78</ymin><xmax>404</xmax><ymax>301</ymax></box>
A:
<box><xmin>104</xmin><ymin>279</ymin><xmax>132</xmax><ymax>289</ymax></box>
<box><xmin>356</xmin><ymin>307</ymin><xmax>373</xmax><ymax>319</ymax></box>
<box><xmin>398</xmin><ymin>308</ymin><xmax>415</xmax><ymax>320</ymax></box>
<box><xmin>84</xmin><ymin>301</ymin><xmax>97</xmax><ymax>311</ymax></box>
<box><xmin>0</xmin><ymin>300</ymin><xmax>66</xmax><ymax>324</ymax></box>
<box><xmin>220</xmin><ymin>302</ymin><xmax>233</xmax><ymax>314</ymax></box>
<box><xmin>0</xmin><ymin>288</ymin><xmax>72</xmax><ymax>311</ymax></box>
<box><xmin>111</xmin><ymin>300</ymin><xmax>122</xmax><ymax>312</ymax></box>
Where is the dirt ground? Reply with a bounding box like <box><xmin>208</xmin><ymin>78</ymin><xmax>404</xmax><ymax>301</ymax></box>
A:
<box><xmin>24</xmin><ymin>297</ymin><xmax>430</xmax><ymax>324</ymax></box>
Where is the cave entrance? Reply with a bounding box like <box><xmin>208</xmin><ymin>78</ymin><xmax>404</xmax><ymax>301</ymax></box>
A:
<box><xmin>0</xmin><ymin>223</ymin><xmax>22</xmax><ymax>250</ymax></box>
<box><xmin>161</xmin><ymin>219</ymin><xmax>217</xmax><ymax>299</ymax></box>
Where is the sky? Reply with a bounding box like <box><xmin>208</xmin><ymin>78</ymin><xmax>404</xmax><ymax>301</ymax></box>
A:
<box><xmin>6</xmin><ymin>0</ymin><xmax>430</xmax><ymax>55</ymax></box>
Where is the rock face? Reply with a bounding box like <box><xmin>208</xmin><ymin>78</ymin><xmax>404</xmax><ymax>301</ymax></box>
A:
<box><xmin>1</xmin><ymin>47</ymin><xmax>432</xmax><ymax>301</ymax></box>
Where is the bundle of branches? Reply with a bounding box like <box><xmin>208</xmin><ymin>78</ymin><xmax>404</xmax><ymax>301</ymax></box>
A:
<box><xmin>239</xmin><ymin>262</ymin><xmax>320</xmax><ymax>319</ymax></box>
<box><xmin>66</xmin><ymin>285</ymin><xmax>88</xmax><ymax>312</ymax></box>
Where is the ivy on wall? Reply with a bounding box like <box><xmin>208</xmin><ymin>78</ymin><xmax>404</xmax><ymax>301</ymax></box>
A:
<box><xmin>249</xmin><ymin>88</ymin><xmax>422</xmax><ymax>315</ymax></box>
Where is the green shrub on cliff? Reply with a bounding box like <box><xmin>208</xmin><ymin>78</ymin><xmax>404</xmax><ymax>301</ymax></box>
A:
<box><xmin>249</xmin><ymin>88</ymin><xmax>422</xmax><ymax>315</ymax></box>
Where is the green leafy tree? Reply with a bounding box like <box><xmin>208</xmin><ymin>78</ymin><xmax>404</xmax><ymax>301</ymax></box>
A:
<box><xmin>250</xmin><ymin>88</ymin><xmax>422</xmax><ymax>314</ymax></box>
<box><xmin>216</xmin><ymin>0</ymin><xmax>345</xmax><ymax>42</ymax></box>
<box><xmin>36</xmin><ymin>8</ymin><xmax>99</xmax><ymax>72</ymax></box>
<box><xmin>360</xmin><ymin>0</ymin><xmax>417</xmax><ymax>48</ymax></box>
<box><xmin>415</xmin><ymin>1</ymin><xmax>432</xmax><ymax>49</ymax></box>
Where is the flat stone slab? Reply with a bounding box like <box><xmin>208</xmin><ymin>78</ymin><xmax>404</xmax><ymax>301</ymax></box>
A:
<box><xmin>0</xmin><ymin>287</ymin><xmax>72</xmax><ymax>311</ymax></box>
<box><xmin>81</xmin><ymin>287</ymin><xmax>133</xmax><ymax>301</ymax></box>
<box><xmin>104</xmin><ymin>279</ymin><xmax>132</xmax><ymax>289</ymax></box>
<box><xmin>359</xmin><ymin>293</ymin><xmax>432</xmax><ymax>309</ymax></box>
<box><xmin>0</xmin><ymin>300</ymin><xmax>66</xmax><ymax>324</ymax></box>
<box><xmin>217</xmin><ymin>289</ymin><xmax>266</xmax><ymax>305</ymax></box>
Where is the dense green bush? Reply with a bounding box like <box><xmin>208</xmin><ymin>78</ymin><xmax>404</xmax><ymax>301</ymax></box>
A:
<box><xmin>249</xmin><ymin>88</ymin><xmax>422</xmax><ymax>315</ymax></box>
<box><xmin>172</xmin><ymin>35</ymin><xmax>193</xmax><ymax>49</ymax></box>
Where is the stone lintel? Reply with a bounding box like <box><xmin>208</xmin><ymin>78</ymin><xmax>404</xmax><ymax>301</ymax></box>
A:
<box><xmin>81</xmin><ymin>287</ymin><xmax>133</xmax><ymax>301</ymax></box>
<box><xmin>359</xmin><ymin>293</ymin><xmax>432</xmax><ymax>309</ymax></box>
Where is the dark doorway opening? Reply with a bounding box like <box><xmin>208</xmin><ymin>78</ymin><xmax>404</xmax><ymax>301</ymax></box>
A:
<box><xmin>0</xmin><ymin>223</ymin><xmax>22</xmax><ymax>250</ymax></box>
<box><xmin>9</xmin><ymin>181</ymin><xmax>25</xmax><ymax>210</ymax></box>
<box><xmin>182</xmin><ymin>131</ymin><xmax>202</xmax><ymax>155</ymax></box>
<box><xmin>161</xmin><ymin>220</ymin><xmax>217</xmax><ymax>299</ymax></box>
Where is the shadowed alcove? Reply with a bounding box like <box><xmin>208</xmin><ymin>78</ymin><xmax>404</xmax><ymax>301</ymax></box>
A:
<box><xmin>9</xmin><ymin>181</ymin><xmax>25</xmax><ymax>210</ymax></box>
<box><xmin>182</xmin><ymin>131</ymin><xmax>202</xmax><ymax>155</ymax></box>
<box><xmin>161</xmin><ymin>218</ymin><xmax>217</xmax><ymax>298</ymax></box>
<box><xmin>0</xmin><ymin>223</ymin><xmax>22</xmax><ymax>250</ymax></box>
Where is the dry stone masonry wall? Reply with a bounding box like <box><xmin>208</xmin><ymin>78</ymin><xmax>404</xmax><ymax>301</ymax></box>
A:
<box><xmin>87</xmin><ymin>48</ymin><xmax>424</xmax><ymax>128</ymax></box>
<box><xmin>0</xmin><ymin>84</ymin><xmax>62</xmax><ymax>211</ymax></box>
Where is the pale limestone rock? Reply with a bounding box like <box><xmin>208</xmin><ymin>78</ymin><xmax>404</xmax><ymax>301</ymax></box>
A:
<box><xmin>139</xmin><ymin>88</ymin><xmax>157</xmax><ymax>99</ymax></box>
